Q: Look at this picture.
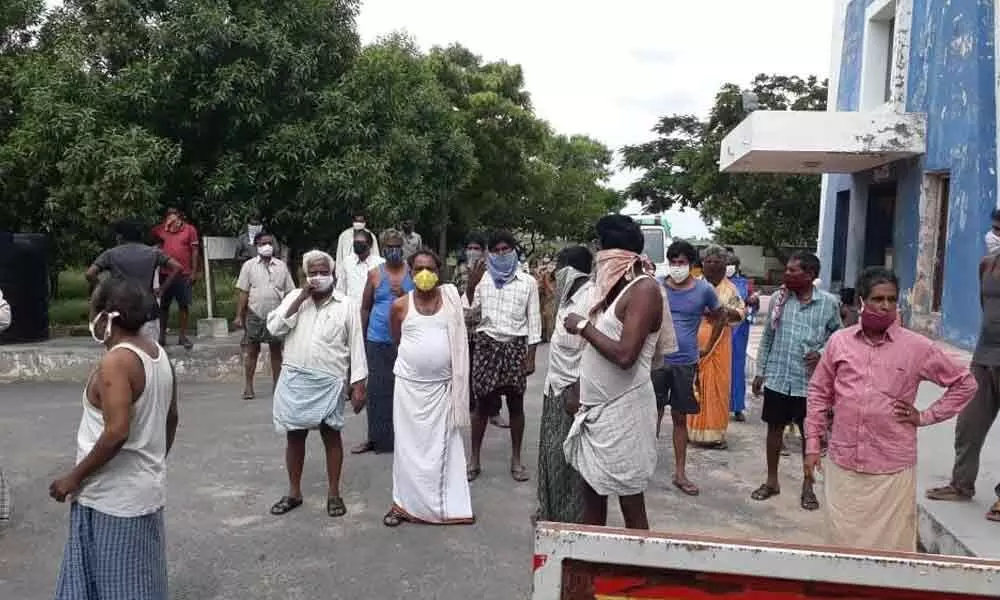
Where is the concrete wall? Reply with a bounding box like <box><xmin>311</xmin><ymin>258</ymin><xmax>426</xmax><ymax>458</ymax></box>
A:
<box><xmin>821</xmin><ymin>0</ymin><xmax>997</xmax><ymax>349</ymax></box>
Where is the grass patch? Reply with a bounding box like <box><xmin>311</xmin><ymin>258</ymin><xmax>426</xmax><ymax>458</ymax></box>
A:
<box><xmin>50</xmin><ymin>266</ymin><xmax>242</xmax><ymax>330</ymax></box>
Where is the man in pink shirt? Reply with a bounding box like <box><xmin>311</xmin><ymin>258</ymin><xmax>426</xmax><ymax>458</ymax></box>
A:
<box><xmin>152</xmin><ymin>208</ymin><xmax>200</xmax><ymax>349</ymax></box>
<box><xmin>805</xmin><ymin>267</ymin><xmax>976</xmax><ymax>552</ymax></box>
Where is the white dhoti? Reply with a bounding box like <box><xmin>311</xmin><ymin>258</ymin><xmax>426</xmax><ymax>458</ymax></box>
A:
<box><xmin>272</xmin><ymin>365</ymin><xmax>346</xmax><ymax>432</ymax></box>
<box><xmin>391</xmin><ymin>286</ymin><xmax>473</xmax><ymax>524</ymax></box>
<box><xmin>563</xmin><ymin>381</ymin><xmax>658</xmax><ymax>497</ymax></box>
<box><xmin>392</xmin><ymin>377</ymin><xmax>474</xmax><ymax>524</ymax></box>
<box><xmin>824</xmin><ymin>460</ymin><xmax>917</xmax><ymax>552</ymax></box>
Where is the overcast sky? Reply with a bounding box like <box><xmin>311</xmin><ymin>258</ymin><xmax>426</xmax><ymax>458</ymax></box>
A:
<box><xmin>357</xmin><ymin>0</ymin><xmax>836</xmax><ymax>237</ymax></box>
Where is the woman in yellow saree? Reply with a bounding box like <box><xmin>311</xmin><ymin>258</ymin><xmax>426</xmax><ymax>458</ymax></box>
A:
<box><xmin>689</xmin><ymin>246</ymin><xmax>745</xmax><ymax>448</ymax></box>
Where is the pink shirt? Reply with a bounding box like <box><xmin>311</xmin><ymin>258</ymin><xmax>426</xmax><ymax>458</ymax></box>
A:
<box><xmin>806</xmin><ymin>323</ymin><xmax>976</xmax><ymax>474</ymax></box>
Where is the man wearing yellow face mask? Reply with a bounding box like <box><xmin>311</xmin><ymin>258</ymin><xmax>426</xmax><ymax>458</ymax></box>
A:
<box><xmin>384</xmin><ymin>250</ymin><xmax>473</xmax><ymax>526</ymax></box>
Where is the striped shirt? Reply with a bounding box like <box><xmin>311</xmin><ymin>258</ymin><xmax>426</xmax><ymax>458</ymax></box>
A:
<box><xmin>756</xmin><ymin>288</ymin><xmax>842</xmax><ymax>397</ymax></box>
<box><xmin>471</xmin><ymin>272</ymin><xmax>542</xmax><ymax>345</ymax></box>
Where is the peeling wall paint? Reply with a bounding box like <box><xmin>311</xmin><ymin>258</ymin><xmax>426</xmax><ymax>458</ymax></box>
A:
<box><xmin>905</xmin><ymin>0</ymin><xmax>997</xmax><ymax>348</ymax></box>
<box><xmin>824</xmin><ymin>0</ymin><xmax>996</xmax><ymax>349</ymax></box>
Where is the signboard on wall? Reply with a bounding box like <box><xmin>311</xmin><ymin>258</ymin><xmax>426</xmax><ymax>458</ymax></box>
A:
<box><xmin>532</xmin><ymin>524</ymin><xmax>1000</xmax><ymax>600</ymax></box>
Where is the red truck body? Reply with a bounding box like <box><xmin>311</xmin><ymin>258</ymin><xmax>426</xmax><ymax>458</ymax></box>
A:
<box><xmin>532</xmin><ymin>523</ymin><xmax>1000</xmax><ymax>599</ymax></box>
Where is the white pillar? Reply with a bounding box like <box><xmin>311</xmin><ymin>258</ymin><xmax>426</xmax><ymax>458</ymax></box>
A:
<box><xmin>844</xmin><ymin>174</ymin><xmax>869</xmax><ymax>288</ymax></box>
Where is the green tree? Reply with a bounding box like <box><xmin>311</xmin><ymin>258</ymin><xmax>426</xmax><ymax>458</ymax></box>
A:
<box><xmin>622</xmin><ymin>74</ymin><xmax>828</xmax><ymax>250</ymax></box>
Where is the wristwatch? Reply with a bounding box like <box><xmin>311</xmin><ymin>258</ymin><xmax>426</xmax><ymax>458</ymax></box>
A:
<box><xmin>575</xmin><ymin>318</ymin><xmax>588</xmax><ymax>333</ymax></box>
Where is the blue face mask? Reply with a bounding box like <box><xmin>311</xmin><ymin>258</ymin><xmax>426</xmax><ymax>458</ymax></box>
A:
<box><xmin>487</xmin><ymin>252</ymin><xmax>519</xmax><ymax>287</ymax></box>
<box><xmin>384</xmin><ymin>247</ymin><xmax>404</xmax><ymax>264</ymax></box>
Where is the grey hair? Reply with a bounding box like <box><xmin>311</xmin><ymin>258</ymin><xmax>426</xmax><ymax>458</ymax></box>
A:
<box><xmin>702</xmin><ymin>244</ymin><xmax>728</xmax><ymax>260</ymax></box>
<box><xmin>381</xmin><ymin>228</ymin><xmax>403</xmax><ymax>245</ymax></box>
<box><xmin>302</xmin><ymin>249</ymin><xmax>334</xmax><ymax>273</ymax></box>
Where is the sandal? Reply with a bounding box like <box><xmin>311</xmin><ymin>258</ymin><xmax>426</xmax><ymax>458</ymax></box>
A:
<box><xmin>383</xmin><ymin>510</ymin><xmax>404</xmax><ymax>527</ymax></box>
<box><xmin>673</xmin><ymin>479</ymin><xmax>700</xmax><ymax>497</ymax></box>
<box><xmin>327</xmin><ymin>496</ymin><xmax>347</xmax><ymax>518</ymax></box>
<box><xmin>801</xmin><ymin>488</ymin><xmax>820</xmax><ymax>511</ymax></box>
<box><xmin>986</xmin><ymin>500</ymin><xmax>1000</xmax><ymax>522</ymax></box>
<box><xmin>926</xmin><ymin>484</ymin><xmax>973</xmax><ymax>501</ymax></box>
<box><xmin>751</xmin><ymin>484</ymin><xmax>780</xmax><ymax>501</ymax></box>
<box><xmin>511</xmin><ymin>465</ymin><xmax>530</xmax><ymax>482</ymax></box>
<box><xmin>467</xmin><ymin>466</ymin><xmax>482</xmax><ymax>482</ymax></box>
<box><xmin>270</xmin><ymin>496</ymin><xmax>303</xmax><ymax>515</ymax></box>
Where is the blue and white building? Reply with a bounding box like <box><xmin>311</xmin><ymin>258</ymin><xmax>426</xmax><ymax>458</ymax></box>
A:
<box><xmin>720</xmin><ymin>0</ymin><xmax>997</xmax><ymax>349</ymax></box>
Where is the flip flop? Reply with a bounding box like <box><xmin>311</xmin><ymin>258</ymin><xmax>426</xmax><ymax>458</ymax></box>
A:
<box><xmin>511</xmin><ymin>465</ymin><xmax>530</xmax><ymax>482</ymax></box>
<box><xmin>986</xmin><ymin>500</ymin><xmax>1000</xmax><ymax>522</ymax></box>
<box><xmin>673</xmin><ymin>479</ymin><xmax>700</xmax><ymax>497</ymax></box>
<box><xmin>270</xmin><ymin>496</ymin><xmax>303</xmax><ymax>515</ymax></box>
<box><xmin>327</xmin><ymin>496</ymin><xmax>347</xmax><ymax>517</ymax></box>
<box><xmin>383</xmin><ymin>510</ymin><xmax>404</xmax><ymax>527</ymax></box>
<box><xmin>751</xmin><ymin>484</ymin><xmax>780</xmax><ymax>501</ymax></box>
<box><xmin>467</xmin><ymin>466</ymin><xmax>482</xmax><ymax>482</ymax></box>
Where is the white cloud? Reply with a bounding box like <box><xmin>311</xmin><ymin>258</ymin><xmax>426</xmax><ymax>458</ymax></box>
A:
<box><xmin>357</xmin><ymin>0</ymin><xmax>835</xmax><ymax>238</ymax></box>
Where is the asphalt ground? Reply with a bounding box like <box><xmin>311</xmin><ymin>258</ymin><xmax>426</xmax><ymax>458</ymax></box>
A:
<box><xmin>0</xmin><ymin>346</ymin><xmax>825</xmax><ymax>599</ymax></box>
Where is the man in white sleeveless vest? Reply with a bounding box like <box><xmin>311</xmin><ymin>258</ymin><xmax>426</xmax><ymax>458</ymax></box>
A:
<box><xmin>51</xmin><ymin>277</ymin><xmax>179</xmax><ymax>600</ymax></box>
<box><xmin>563</xmin><ymin>215</ymin><xmax>669</xmax><ymax>530</ymax></box>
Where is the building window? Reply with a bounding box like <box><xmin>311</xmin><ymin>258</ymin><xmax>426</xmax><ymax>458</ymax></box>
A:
<box><xmin>861</xmin><ymin>0</ymin><xmax>897</xmax><ymax>109</ymax></box>
<box><xmin>932</xmin><ymin>175</ymin><xmax>950</xmax><ymax>312</ymax></box>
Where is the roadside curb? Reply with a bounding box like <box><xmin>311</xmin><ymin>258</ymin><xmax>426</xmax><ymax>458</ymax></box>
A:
<box><xmin>0</xmin><ymin>338</ymin><xmax>269</xmax><ymax>384</ymax></box>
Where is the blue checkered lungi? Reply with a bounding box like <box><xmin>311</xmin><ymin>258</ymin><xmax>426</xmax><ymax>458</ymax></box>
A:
<box><xmin>55</xmin><ymin>503</ymin><xmax>167</xmax><ymax>600</ymax></box>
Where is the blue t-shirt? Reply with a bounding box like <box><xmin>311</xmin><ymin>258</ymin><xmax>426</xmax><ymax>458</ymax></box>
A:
<box><xmin>663</xmin><ymin>278</ymin><xmax>720</xmax><ymax>365</ymax></box>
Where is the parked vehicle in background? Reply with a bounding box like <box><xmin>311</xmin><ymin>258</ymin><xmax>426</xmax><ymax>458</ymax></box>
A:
<box><xmin>532</xmin><ymin>523</ymin><xmax>1000</xmax><ymax>599</ymax></box>
<box><xmin>632</xmin><ymin>214</ymin><xmax>671</xmax><ymax>280</ymax></box>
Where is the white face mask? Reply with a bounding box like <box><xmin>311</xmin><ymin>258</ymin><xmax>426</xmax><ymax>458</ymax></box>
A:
<box><xmin>668</xmin><ymin>265</ymin><xmax>690</xmax><ymax>283</ymax></box>
<box><xmin>308</xmin><ymin>274</ymin><xmax>334</xmax><ymax>292</ymax></box>
<box><xmin>986</xmin><ymin>230</ymin><xmax>1000</xmax><ymax>255</ymax></box>
<box><xmin>257</xmin><ymin>244</ymin><xmax>274</xmax><ymax>258</ymax></box>
<box><xmin>89</xmin><ymin>311</ymin><xmax>120</xmax><ymax>344</ymax></box>
<box><xmin>725</xmin><ymin>265</ymin><xmax>737</xmax><ymax>278</ymax></box>
<box><xmin>352</xmin><ymin>221</ymin><xmax>365</xmax><ymax>231</ymax></box>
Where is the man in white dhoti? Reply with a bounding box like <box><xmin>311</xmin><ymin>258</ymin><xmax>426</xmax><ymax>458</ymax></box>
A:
<box><xmin>382</xmin><ymin>250</ymin><xmax>473</xmax><ymax>526</ymax></box>
<box><xmin>563</xmin><ymin>215</ymin><xmax>666</xmax><ymax>530</ymax></box>
<box><xmin>266</xmin><ymin>250</ymin><xmax>368</xmax><ymax>518</ymax></box>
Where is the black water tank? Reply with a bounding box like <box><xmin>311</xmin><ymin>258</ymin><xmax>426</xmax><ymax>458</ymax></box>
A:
<box><xmin>0</xmin><ymin>232</ymin><xmax>50</xmax><ymax>343</ymax></box>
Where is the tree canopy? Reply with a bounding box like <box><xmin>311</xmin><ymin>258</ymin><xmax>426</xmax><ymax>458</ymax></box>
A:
<box><xmin>0</xmin><ymin>0</ymin><xmax>619</xmax><ymax>273</ymax></box>
<box><xmin>622</xmin><ymin>74</ymin><xmax>828</xmax><ymax>250</ymax></box>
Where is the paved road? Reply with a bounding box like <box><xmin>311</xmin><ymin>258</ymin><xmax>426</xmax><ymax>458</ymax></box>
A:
<box><xmin>0</xmin><ymin>347</ymin><xmax>822</xmax><ymax>599</ymax></box>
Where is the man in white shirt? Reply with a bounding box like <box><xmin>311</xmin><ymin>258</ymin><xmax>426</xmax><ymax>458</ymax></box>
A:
<box><xmin>266</xmin><ymin>250</ymin><xmax>368</xmax><ymax>518</ymax></box>
<box><xmin>336</xmin><ymin>211</ymin><xmax>379</xmax><ymax>278</ymax></box>
<box><xmin>466</xmin><ymin>231</ymin><xmax>542</xmax><ymax>483</ymax></box>
<box><xmin>336</xmin><ymin>228</ymin><xmax>384</xmax><ymax>302</ymax></box>
<box><xmin>234</xmin><ymin>231</ymin><xmax>297</xmax><ymax>400</ymax></box>
<box><xmin>536</xmin><ymin>245</ymin><xmax>594</xmax><ymax>523</ymax></box>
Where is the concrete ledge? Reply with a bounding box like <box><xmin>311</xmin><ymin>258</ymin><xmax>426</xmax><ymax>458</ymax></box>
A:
<box><xmin>0</xmin><ymin>335</ymin><xmax>272</xmax><ymax>383</ymax></box>
<box><xmin>918</xmin><ymin>502</ymin><xmax>975</xmax><ymax>557</ymax></box>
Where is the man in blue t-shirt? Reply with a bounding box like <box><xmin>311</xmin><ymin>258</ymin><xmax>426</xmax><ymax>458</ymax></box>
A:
<box><xmin>653</xmin><ymin>240</ymin><xmax>721</xmax><ymax>497</ymax></box>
